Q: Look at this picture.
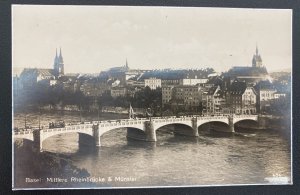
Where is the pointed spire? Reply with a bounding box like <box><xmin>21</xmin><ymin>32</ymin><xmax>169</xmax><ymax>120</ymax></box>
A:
<box><xmin>59</xmin><ymin>47</ymin><xmax>62</xmax><ymax>57</ymax></box>
<box><xmin>58</xmin><ymin>47</ymin><xmax>63</xmax><ymax>63</ymax></box>
<box><xmin>125</xmin><ymin>58</ymin><xmax>128</xmax><ymax>68</ymax></box>
<box><xmin>54</xmin><ymin>48</ymin><xmax>58</xmax><ymax>65</ymax></box>
<box><xmin>256</xmin><ymin>44</ymin><xmax>258</xmax><ymax>56</ymax></box>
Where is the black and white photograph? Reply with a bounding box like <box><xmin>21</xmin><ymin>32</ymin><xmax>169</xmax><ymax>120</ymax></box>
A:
<box><xmin>12</xmin><ymin>5</ymin><xmax>292</xmax><ymax>189</ymax></box>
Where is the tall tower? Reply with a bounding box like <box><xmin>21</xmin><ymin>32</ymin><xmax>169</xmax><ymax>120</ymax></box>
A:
<box><xmin>53</xmin><ymin>48</ymin><xmax>59</xmax><ymax>73</ymax></box>
<box><xmin>124</xmin><ymin>58</ymin><xmax>129</xmax><ymax>71</ymax></box>
<box><xmin>58</xmin><ymin>48</ymin><xmax>64</xmax><ymax>75</ymax></box>
<box><xmin>53</xmin><ymin>48</ymin><xmax>64</xmax><ymax>77</ymax></box>
<box><xmin>252</xmin><ymin>45</ymin><xmax>263</xmax><ymax>67</ymax></box>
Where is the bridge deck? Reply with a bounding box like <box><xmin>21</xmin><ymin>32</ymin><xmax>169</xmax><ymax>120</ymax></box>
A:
<box><xmin>13</xmin><ymin>114</ymin><xmax>258</xmax><ymax>137</ymax></box>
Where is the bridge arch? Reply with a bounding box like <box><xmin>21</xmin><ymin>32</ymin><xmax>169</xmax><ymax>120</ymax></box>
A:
<box><xmin>232</xmin><ymin>115</ymin><xmax>258</xmax><ymax>124</ymax></box>
<box><xmin>38</xmin><ymin>131</ymin><xmax>95</xmax><ymax>153</ymax></box>
<box><xmin>13</xmin><ymin>137</ymin><xmax>35</xmax><ymax>151</ymax></box>
<box><xmin>98</xmin><ymin>125</ymin><xmax>145</xmax><ymax>137</ymax></box>
<box><xmin>153</xmin><ymin>119</ymin><xmax>193</xmax><ymax>132</ymax></box>
<box><xmin>154</xmin><ymin>122</ymin><xmax>193</xmax><ymax>132</ymax></box>
<box><xmin>126</xmin><ymin>127</ymin><xmax>148</xmax><ymax>141</ymax></box>
<box><xmin>198</xmin><ymin>121</ymin><xmax>230</xmax><ymax>132</ymax></box>
<box><xmin>13</xmin><ymin>136</ymin><xmax>34</xmax><ymax>142</ymax></box>
<box><xmin>13</xmin><ymin>131</ymin><xmax>34</xmax><ymax>142</ymax></box>
<box><xmin>233</xmin><ymin>118</ymin><xmax>258</xmax><ymax>125</ymax></box>
<box><xmin>40</xmin><ymin>127</ymin><xmax>94</xmax><ymax>145</ymax></box>
<box><xmin>233</xmin><ymin>119</ymin><xmax>258</xmax><ymax>131</ymax></box>
<box><xmin>154</xmin><ymin>123</ymin><xmax>195</xmax><ymax>137</ymax></box>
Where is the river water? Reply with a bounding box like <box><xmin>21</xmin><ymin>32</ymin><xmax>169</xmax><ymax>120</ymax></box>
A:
<box><xmin>13</xmin><ymin>111</ymin><xmax>291</xmax><ymax>188</ymax></box>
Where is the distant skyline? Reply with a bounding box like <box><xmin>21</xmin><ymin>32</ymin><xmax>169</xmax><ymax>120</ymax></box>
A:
<box><xmin>12</xmin><ymin>5</ymin><xmax>292</xmax><ymax>74</ymax></box>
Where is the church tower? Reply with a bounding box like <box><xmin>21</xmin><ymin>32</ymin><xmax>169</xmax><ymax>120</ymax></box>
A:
<box><xmin>53</xmin><ymin>48</ymin><xmax>59</xmax><ymax>74</ymax></box>
<box><xmin>124</xmin><ymin>58</ymin><xmax>129</xmax><ymax>71</ymax></box>
<box><xmin>252</xmin><ymin>45</ymin><xmax>263</xmax><ymax>67</ymax></box>
<box><xmin>53</xmin><ymin>48</ymin><xmax>64</xmax><ymax>77</ymax></box>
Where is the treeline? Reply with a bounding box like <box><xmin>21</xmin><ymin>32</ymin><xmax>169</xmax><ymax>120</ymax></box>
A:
<box><xmin>97</xmin><ymin>87</ymin><xmax>162</xmax><ymax>115</ymax></box>
<box><xmin>17</xmin><ymin>84</ymin><xmax>86</xmax><ymax>108</ymax></box>
<box><xmin>16</xmin><ymin>84</ymin><xmax>162</xmax><ymax>114</ymax></box>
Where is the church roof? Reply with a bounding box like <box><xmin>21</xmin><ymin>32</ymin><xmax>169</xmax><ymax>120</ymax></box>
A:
<box><xmin>36</xmin><ymin>69</ymin><xmax>55</xmax><ymax>77</ymax></box>
<box><xmin>20</xmin><ymin>68</ymin><xmax>54</xmax><ymax>78</ymax></box>
<box><xmin>226</xmin><ymin>66</ymin><xmax>268</xmax><ymax>77</ymax></box>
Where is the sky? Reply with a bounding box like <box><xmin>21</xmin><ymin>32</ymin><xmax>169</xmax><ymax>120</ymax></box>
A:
<box><xmin>12</xmin><ymin>5</ymin><xmax>292</xmax><ymax>74</ymax></box>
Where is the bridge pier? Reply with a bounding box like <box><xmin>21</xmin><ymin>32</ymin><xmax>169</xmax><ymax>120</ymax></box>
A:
<box><xmin>145</xmin><ymin>120</ymin><xmax>157</xmax><ymax>142</ymax></box>
<box><xmin>258</xmin><ymin>115</ymin><xmax>268</xmax><ymax>129</ymax></box>
<box><xmin>93</xmin><ymin>124</ymin><xmax>101</xmax><ymax>147</ymax></box>
<box><xmin>32</xmin><ymin>129</ymin><xmax>43</xmax><ymax>152</ymax></box>
<box><xmin>228</xmin><ymin>116</ymin><xmax>235</xmax><ymax>133</ymax></box>
<box><xmin>192</xmin><ymin>117</ymin><xmax>199</xmax><ymax>137</ymax></box>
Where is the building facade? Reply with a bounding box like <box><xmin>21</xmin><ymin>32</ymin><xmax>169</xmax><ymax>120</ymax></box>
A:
<box><xmin>202</xmin><ymin>86</ymin><xmax>225</xmax><ymax>115</ymax></box>
<box><xmin>162</xmin><ymin>86</ymin><xmax>174</xmax><ymax>106</ymax></box>
<box><xmin>228</xmin><ymin>81</ymin><xmax>257</xmax><ymax>114</ymax></box>
<box><xmin>254</xmin><ymin>80</ymin><xmax>278</xmax><ymax>113</ymax></box>
<box><xmin>145</xmin><ymin>77</ymin><xmax>162</xmax><ymax>90</ymax></box>
<box><xmin>180</xmin><ymin>78</ymin><xmax>208</xmax><ymax>86</ymax></box>
<box><xmin>167</xmin><ymin>85</ymin><xmax>202</xmax><ymax>111</ymax></box>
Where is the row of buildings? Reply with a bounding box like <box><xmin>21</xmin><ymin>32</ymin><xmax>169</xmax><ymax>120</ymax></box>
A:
<box><xmin>13</xmin><ymin>47</ymin><xmax>289</xmax><ymax>115</ymax></box>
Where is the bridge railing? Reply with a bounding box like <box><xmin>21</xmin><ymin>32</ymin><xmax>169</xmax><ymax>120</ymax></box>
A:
<box><xmin>98</xmin><ymin>120</ymin><xmax>146</xmax><ymax>127</ymax></box>
<box><xmin>153</xmin><ymin>118</ymin><xmax>192</xmax><ymax>123</ymax></box>
<box><xmin>14</xmin><ymin>129</ymin><xmax>34</xmax><ymax>135</ymax></box>
<box><xmin>42</xmin><ymin>124</ymin><xmax>94</xmax><ymax>133</ymax></box>
<box><xmin>234</xmin><ymin>114</ymin><xmax>258</xmax><ymax>118</ymax></box>
<box><xmin>197</xmin><ymin>116</ymin><xmax>228</xmax><ymax>120</ymax></box>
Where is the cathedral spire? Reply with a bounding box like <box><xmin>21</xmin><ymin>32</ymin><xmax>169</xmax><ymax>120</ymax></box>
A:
<box><xmin>54</xmin><ymin>48</ymin><xmax>58</xmax><ymax>65</ymax></box>
<box><xmin>58</xmin><ymin>47</ymin><xmax>63</xmax><ymax>63</ymax></box>
<box><xmin>256</xmin><ymin>44</ymin><xmax>258</xmax><ymax>56</ymax></box>
<box><xmin>54</xmin><ymin>47</ymin><xmax>64</xmax><ymax>76</ymax></box>
<box><xmin>59</xmin><ymin>47</ymin><xmax>62</xmax><ymax>57</ymax></box>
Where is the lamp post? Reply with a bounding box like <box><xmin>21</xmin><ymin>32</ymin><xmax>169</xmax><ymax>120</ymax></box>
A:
<box><xmin>98</xmin><ymin>105</ymin><xmax>100</xmax><ymax>123</ymax></box>
<box><xmin>147</xmin><ymin>107</ymin><xmax>153</xmax><ymax>121</ymax></box>
<box><xmin>38</xmin><ymin>106</ymin><xmax>41</xmax><ymax>130</ymax></box>
<box><xmin>206</xmin><ymin>93</ymin><xmax>208</xmax><ymax>116</ymax></box>
<box><xmin>24</xmin><ymin>113</ymin><xmax>27</xmax><ymax>129</ymax></box>
<box><xmin>79</xmin><ymin>103</ymin><xmax>82</xmax><ymax>123</ymax></box>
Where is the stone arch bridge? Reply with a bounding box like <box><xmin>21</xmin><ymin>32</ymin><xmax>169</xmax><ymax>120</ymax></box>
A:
<box><xmin>14</xmin><ymin>115</ymin><xmax>260</xmax><ymax>152</ymax></box>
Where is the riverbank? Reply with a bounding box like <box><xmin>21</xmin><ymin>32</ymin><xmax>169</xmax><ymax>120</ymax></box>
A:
<box><xmin>14</xmin><ymin>139</ymin><xmax>94</xmax><ymax>188</ymax></box>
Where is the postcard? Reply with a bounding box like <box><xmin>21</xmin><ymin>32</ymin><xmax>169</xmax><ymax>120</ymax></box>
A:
<box><xmin>12</xmin><ymin>5</ymin><xmax>292</xmax><ymax>189</ymax></box>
